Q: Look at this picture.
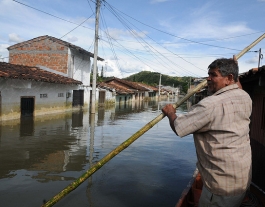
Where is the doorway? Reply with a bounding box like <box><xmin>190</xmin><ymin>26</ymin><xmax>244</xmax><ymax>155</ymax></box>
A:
<box><xmin>21</xmin><ymin>97</ymin><xmax>34</xmax><ymax>117</ymax></box>
<box><xmin>73</xmin><ymin>90</ymin><xmax>84</xmax><ymax>107</ymax></box>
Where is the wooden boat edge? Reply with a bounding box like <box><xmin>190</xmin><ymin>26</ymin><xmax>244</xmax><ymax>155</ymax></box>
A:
<box><xmin>175</xmin><ymin>169</ymin><xmax>265</xmax><ymax>207</ymax></box>
<box><xmin>175</xmin><ymin>168</ymin><xmax>199</xmax><ymax>207</ymax></box>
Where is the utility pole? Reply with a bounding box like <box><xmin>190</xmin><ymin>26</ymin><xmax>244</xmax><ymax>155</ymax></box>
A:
<box><xmin>91</xmin><ymin>0</ymin><xmax>101</xmax><ymax>114</ymax></box>
<box><xmin>258</xmin><ymin>48</ymin><xmax>263</xmax><ymax>68</ymax></box>
<box><xmin>158</xmin><ymin>73</ymin><xmax>162</xmax><ymax>97</ymax></box>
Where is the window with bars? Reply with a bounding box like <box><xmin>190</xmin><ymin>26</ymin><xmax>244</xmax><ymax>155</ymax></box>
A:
<box><xmin>58</xmin><ymin>93</ymin><xmax>64</xmax><ymax>97</ymax></box>
<box><xmin>40</xmin><ymin>94</ymin><xmax>48</xmax><ymax>98</ymax></box>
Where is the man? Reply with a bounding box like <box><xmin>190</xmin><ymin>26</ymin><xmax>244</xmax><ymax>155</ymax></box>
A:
<box><xmin>162</xmin><ymin>58</ymin><xmax>252</xmax><ymax>207</ymax></box>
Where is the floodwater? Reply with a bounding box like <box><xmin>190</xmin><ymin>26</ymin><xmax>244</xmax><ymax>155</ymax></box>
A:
<box><xmin>0</xmin><ymin>98</ymin><xmax>197</xmax><ymax>207</ymax></box>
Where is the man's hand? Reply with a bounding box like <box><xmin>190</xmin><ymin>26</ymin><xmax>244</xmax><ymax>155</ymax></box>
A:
<box><xmin>162</xmin><ymin>104</ymin><xmax>176</xmax><ymax>116</ymax></box>
<box><xmin>162</xmin><ymin>104</ymin><xmax>178</xmax><ymax>135</ymax></box>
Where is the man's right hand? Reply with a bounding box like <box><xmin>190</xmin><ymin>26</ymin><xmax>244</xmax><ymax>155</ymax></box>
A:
<box><xmin>162</xmin><ymin>104</ymin><xmax>176</xmax><ymax>116</ymax></box>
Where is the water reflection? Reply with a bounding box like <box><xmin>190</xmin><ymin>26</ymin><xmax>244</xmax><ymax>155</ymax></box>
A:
<box><xmin>20</xmin><ymin>116</ymin><xmax>34</xmax><ymax>136</ymax></box>
<box><xmin>72</xmin><ymin>111</ymin><xmax>83</xmax><ymax>128</ymax></box>
<box><xmin>87</xmin><ymin>113</ymin><xmax>95</xmax><ymax>205</ymax></box>
<box><xmin>0</xmin><ymin>99</ymin><xmax>197</xmax><ymax>207</ymax></box>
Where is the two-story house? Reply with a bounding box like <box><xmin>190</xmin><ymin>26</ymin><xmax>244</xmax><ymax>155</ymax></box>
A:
<box><xmin>7</xmin><ymin>35</ymin><xmax>104</xmax><ymax>108</ymax></box>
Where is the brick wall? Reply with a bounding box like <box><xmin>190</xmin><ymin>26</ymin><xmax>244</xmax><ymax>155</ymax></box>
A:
<box><xmin>9</xmin><ymin>38</ymin><xmax>69</xmax><ymax>74</ymax></box>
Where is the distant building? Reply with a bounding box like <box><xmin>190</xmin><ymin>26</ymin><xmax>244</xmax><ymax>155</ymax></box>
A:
<box><xmin>98</xmin><ymin>78</ymin><xmax>158</xmax><ymax>105</ymax></box>
<box><xmin>7</xmin><ymin>35</ymin><xmax>104</xmax><ymax>108</ymax></box>
<box><xmin>160</xmin><ymin>85</ymin><xmax>180</xmax><ymax>97</ymax></box>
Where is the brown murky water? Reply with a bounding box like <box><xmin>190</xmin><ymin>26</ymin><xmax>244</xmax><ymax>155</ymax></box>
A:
<box><xmin>0</xmin><ymin>98</ymin><xmax>196</xmax><ymax>207</ymax></box>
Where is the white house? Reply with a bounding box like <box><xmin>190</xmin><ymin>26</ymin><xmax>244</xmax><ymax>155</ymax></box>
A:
<box><xmin>7</xmin><ymin>35</ymin><xmax>104</xmax><ymax>109</ymax></box>
<box><xmin>0</xmin><ymin>62</ymin><xmax>82</xmax><ymax>121</ymax></box>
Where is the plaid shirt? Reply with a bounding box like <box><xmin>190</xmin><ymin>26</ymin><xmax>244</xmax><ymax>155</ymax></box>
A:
<box><xmin>175</xmin><ymin>84</ymin><xmax>252</xmax><ymax>196</ymax></box>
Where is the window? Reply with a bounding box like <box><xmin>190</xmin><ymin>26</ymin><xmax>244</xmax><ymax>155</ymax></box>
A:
<box><xmin>40</xmin><ymin>94</ymin><xmax>48</xmax><ymax>98</ymax></box>
<box><xmin>58</xmin><ymin>93</ymin><xmax>64</xmax><ymax>97</ymax></box>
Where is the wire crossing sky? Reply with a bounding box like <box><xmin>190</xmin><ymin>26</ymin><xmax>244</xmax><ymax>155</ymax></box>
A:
<box><xmin>0</xmin><ymin>0</ymin><xmax>265</xmax><ymax>78</ymax></box>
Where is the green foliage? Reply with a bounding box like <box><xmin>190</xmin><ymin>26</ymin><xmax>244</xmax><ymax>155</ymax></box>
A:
<box><xmin>123</xmin><ymin>71</ymin><xmax>192</xmax><ymax>93</ymax></box>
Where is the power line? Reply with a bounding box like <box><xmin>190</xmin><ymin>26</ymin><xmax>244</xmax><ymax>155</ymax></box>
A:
<box><xmin>107</xmin><ymin>3</ymin><xmax>206</xmax><ymax>72</ymax></box>
<box><xmin>60</xmin><ymin>14</ymin><xmax>94</xmax><ymax>39</ymax></box>
<box><xmin>103</xmin><ymin>2</ymin><xmax>201</xmax><ymax>77</ymax></box>
<box><xmin>6</xmin><ymin>18</ymin><xmax>94</xmax><ymax>64</ymax></box>
<box><xmin>103</xmin><ymin>0</ymin><xmax>258</xmax><ymax>53</ymax></box>
<box><xmin>12</xmin><ymin>0</ymin><xmax>95</xmax><ymax>31</ymax></box>
<box><xmin>100</xmin><ymin>10</ymin><xmax>123</xmax><ymax>76</ymax></box>
<box><xmin>11</xmin><ymin>0</ymin><xmax>261</xmax><ymax>54</ymax></box>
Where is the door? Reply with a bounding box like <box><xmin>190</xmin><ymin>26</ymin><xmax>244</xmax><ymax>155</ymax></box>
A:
<box><xmin>73</xmin><ymin>90</ymin><xmax>84</xmax><ymax>107</ymax></box>
<box><xmin>21</xmin><ymin>97</ymin><xmax>34</xmax><ymax>117</ymax></box>
<box><xmin>99</xmin><ymin>91</ymin><xmax>106</xmax><ymax>105</ymax></box>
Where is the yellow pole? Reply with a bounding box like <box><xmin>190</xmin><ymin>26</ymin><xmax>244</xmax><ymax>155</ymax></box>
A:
<box><xmin>42</xmin><ymin>33</ymin><xmax>265</xmax><ymax>207</ymax></box>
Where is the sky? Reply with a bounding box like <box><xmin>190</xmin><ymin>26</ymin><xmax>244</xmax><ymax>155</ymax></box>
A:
<box><xmin>0</xmin><ymin>0</ymin><xmax>265</xmax><ymax>79</ymax></box>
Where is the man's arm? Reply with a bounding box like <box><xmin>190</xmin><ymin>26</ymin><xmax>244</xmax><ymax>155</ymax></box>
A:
<box><xmin>162</xmin><ymin>104</ymin><xmax>178</xmax><ymax>135</ymax></box>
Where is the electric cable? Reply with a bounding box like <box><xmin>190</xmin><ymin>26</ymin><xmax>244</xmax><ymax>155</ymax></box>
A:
<box><xmin>103</xmin><ymin>0</ymin><xmax>259</xmax><ymax>53</ymax></box>
<box><xmin>103</xmin><ymin>3</ymin><xmax>201</xmax><ymax>77</ymax></box>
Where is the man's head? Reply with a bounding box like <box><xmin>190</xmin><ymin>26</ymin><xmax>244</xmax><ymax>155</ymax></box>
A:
<box><xmin>207</xmin><ymin>58</ymin><xmax>238</xmax><ymax>94</ymax></box>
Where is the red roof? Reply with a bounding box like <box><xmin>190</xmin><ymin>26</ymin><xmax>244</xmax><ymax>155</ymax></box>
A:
<box><xmin>0</xmin><ymin>62</ymin><xmax>82</xmax><ymax>85</ymax></box>
<box><xmin>98</xmin><ymin>77</ymin><xmax>157</xmax><ymax>94</ymax></box>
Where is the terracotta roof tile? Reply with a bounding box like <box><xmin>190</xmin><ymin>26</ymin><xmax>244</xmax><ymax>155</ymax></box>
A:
<box><xmin>136</xmin><ymin>82</ymin><xmax>158</xmax><ymax>91</ymax></box>
<box><xmin>0</xmin><ymin>62</ymin><xmax>82</xmax><ymax>85</ymax></box>
<box><xmin>98</xmin><ymin>81</ymin><xmax>135</xmax><ymax>94</ymax></box>
<box><xmin>98</xmin><ymin>77</ymin><xmax>157</xmax><ymax>94</ymax></box>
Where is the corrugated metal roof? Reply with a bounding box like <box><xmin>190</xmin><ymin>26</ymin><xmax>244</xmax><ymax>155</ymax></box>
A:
<box><xmin>0</xmin><ymin>62</ymin><xmax>82</xmax><ymax>85</ymax></box>
<box><xmin>7</xmin><ymin>35</ymin><xmax>104</xmax><ymax>61</ymax></box>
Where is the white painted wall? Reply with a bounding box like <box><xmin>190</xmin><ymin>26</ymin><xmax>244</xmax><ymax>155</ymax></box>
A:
<box><xmin>68</xmin><ymin>49</ymin><xmax>91</xmax><ymax>108</ymax></box>
<box><xmin>0</xmin><ymin>78</ymin><xmax>79</xmax><ymax>120</ymax></box>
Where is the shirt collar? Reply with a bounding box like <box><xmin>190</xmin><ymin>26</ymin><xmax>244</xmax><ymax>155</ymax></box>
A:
<box><xmin>213</xmin><ymin>84</ymin><xmax>239</xmax><ymax>96</ymax></box>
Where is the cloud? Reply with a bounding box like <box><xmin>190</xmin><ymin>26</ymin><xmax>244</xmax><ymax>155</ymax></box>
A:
<box><xmin>105</xmin><ymin>28</ymin><xmax>148</xmax><ymax>40</ymax></box>
<box><xmin>103</xmin><ymin>60</ymin><xmax>123</xmax><ymax>78</ymax></box>
<box><xmin>67</xmin><ymin>36</ymin><xmax>78</xmax><ymax>42</ymax></box>
<box><xmin>0</xmin><ymin>44</ymin><xmax>10</xmax><ymax>62</ymax></box>
<box><xmin>245</xmin><ymin>56</ymin><xmax>259</xmax><ymax>64</ymax></box>
<box><xmin>8</xmin><ymin>33</ymin><xmax>24</xmax><ymax>43</ymax></box>
<box><xmin>159</xmin><ymin>1</ymin><xmax>253</xmax><ymax>42</ymax></box>
<box><xmin>0</xmin><ymin>44</ymin><xmax>9</xmax><ymax>52</ymax></box>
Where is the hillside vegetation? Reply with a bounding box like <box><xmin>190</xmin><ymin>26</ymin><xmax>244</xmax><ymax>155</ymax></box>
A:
<box><xmin>123</xmin><ymin>71</ymin><xmax>191</xmax><ymax>93</ymax></box>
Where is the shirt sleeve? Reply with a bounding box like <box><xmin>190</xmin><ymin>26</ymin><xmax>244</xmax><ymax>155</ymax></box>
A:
<box><xmin>175</xmin><ymin>101</ymin><xmax>213</xmax><ymax>137</ymax></box>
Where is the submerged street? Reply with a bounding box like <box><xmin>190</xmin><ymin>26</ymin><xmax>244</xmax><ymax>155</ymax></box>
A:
<box><xmin>0</xmin><ymin>98</ymin><xmax>196</xmax><ymax>207</ymax></box>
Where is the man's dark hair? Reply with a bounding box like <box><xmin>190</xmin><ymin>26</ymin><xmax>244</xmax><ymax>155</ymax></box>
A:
<box><xmin>208</xmin><ymin>58</ymin><xmax>238</xmax><ymax>82</ymax></box>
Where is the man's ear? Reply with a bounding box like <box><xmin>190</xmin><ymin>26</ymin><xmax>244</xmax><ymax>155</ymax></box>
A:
<box><xmin>228</xmin><ymin>74</ymin><xmax>234</xmax><ymax>81</ymax></box>
<box><xmin>226</xmin><ymin>74</ymin><xmax>234</xmax><ymax>85</ymax></box>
